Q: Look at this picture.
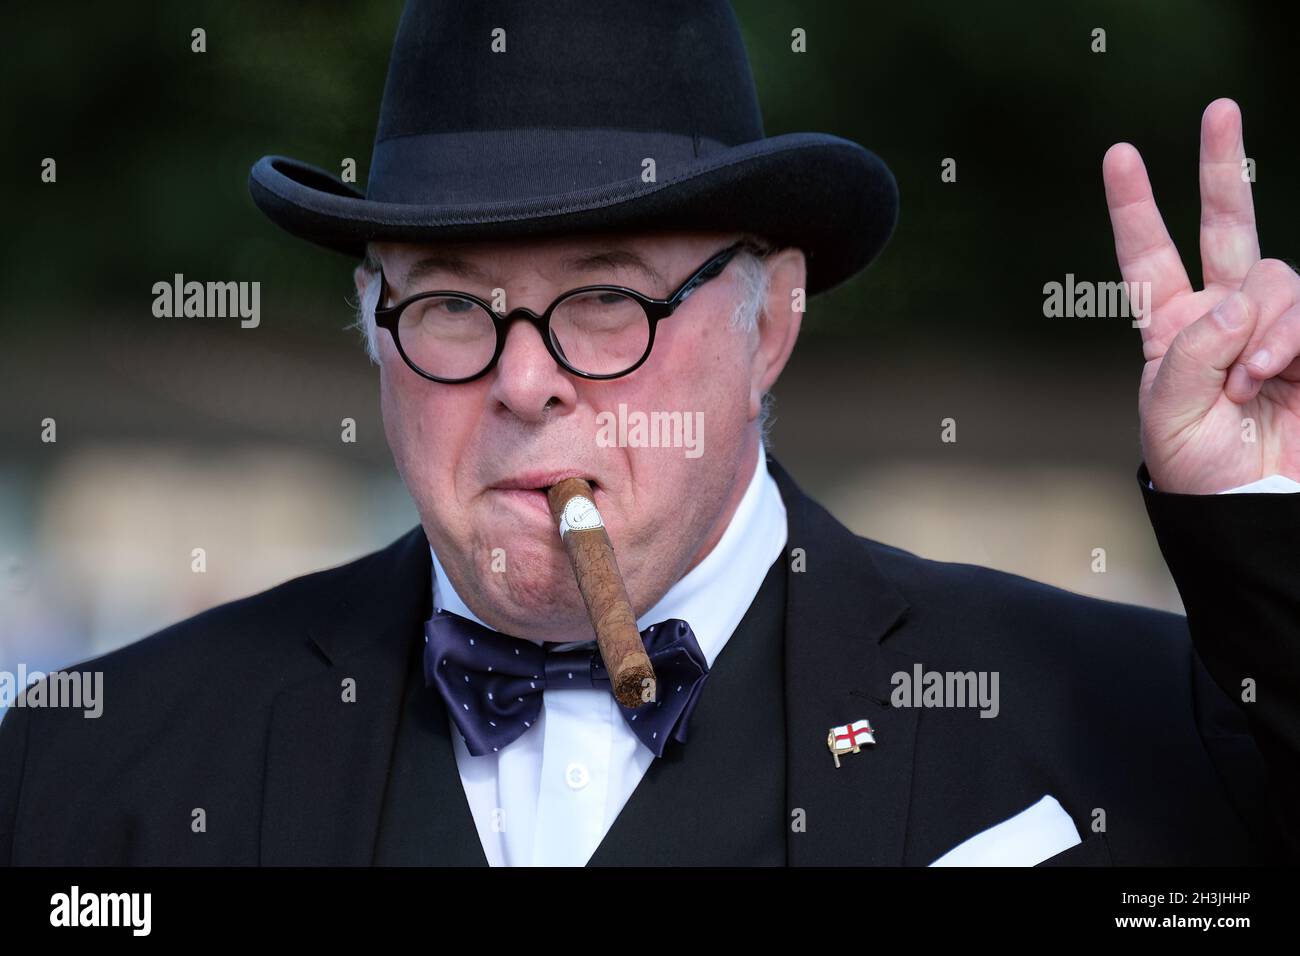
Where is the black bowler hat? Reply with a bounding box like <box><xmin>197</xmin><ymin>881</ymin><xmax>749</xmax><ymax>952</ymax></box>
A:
<box><xmin>248</xmin><ymin>0</ymin><xmax>898</xmax><ymax>296</ymax></box>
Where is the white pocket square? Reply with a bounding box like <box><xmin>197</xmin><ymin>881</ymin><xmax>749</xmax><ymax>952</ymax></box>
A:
<box><xmin>928</xmin><ymin>794</ymin><xmax>1081</xmax><ymax>867</ymax></box>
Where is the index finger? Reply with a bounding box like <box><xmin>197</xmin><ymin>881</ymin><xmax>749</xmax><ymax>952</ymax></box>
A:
<box><xmin>1103</xmin><ymin>142</ymin><xmax>1194</xmax><ymax>323</ymax></box>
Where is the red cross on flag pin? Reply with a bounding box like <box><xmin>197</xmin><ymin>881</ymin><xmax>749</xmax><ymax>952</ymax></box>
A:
<box><xmin>827</xmin><ymin>718</ymin><xmax>876</xmax><ymax>768</ymax></box>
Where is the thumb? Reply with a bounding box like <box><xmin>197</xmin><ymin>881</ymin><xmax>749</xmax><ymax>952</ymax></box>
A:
<box><xmin>1149</xmin><ymin>291</ymin><xmax>1258</xmax><ymax>425</ymax></box>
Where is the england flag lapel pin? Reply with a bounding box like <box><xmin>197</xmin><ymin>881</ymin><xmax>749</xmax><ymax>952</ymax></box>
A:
<box><xmin>827</xmin><ymin>719</ymin><xmax>875</xmax><ymax>768</ymax></box>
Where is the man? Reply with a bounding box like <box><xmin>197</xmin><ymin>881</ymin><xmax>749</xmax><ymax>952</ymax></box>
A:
<box><xmin>2</xmin><ymin>0</ymin><xmax>1298</xmax><ymax>866</ymax></box>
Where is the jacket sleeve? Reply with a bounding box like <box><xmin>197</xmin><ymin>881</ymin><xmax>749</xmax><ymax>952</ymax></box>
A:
<box><xmin>0</xmin><ymin>704</ymin><xmax>32</xmax><ymax>866</ymax></box>
<box><xmin>1138</xmin><ymin>461</ymin><xmax>1300</xmax><ymax>861</ymax></box>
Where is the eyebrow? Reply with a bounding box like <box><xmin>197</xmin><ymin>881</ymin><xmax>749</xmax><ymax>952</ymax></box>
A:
<box><xmin>400</xmin><ymin>247</ymin><xmax>666</xmax><ymax>293</ymax></box>
<box><xmin>403</xmin><ymin>254</ymin><xmax>490</xmax><ymax>290</ymax></box>
<box><xmin>559</xmin><ymin>249</ymin><xmax>665</xmax><ymax>289</ymax></box>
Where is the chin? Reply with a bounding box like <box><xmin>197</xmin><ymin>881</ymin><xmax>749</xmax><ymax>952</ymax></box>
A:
<box><xmin>487</xmin><ymin>546</ymin><xmax>585</xmax><ymax>626</ymax></box>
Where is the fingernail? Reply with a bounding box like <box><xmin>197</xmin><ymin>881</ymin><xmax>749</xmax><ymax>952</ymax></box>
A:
<box><xmin>1228</xmin><ymin>363</ymin><xmax>1253</xmax><ymax>395</ymax></box>
<box><xmin>1213</xmin><ymin>293</ymin><xmax>1247</xmax><ymax>329</ymax></box>
<box><xmin>1246</xmin><ymin>348</ymin><xmax>1272</xmax><ymax>373</ymax></box>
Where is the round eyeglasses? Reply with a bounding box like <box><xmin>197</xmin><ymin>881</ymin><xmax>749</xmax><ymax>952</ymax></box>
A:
<box><xmin>373</xmin><ymin>240</ymin><xmax>755</xmax><ymax>383</ymax></box>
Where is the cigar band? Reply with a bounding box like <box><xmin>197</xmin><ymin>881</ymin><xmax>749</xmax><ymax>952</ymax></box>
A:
<box><xmin>558</xmin><ymin>495</ymin><xmax>603</xmax><ymax>538</ymax></box>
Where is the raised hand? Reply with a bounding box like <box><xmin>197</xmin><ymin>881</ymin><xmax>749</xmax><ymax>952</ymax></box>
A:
<box><xmin>1103</xmin><ymin>97</ymin><xmax>1300</xmax><ymax>494</ymax></box>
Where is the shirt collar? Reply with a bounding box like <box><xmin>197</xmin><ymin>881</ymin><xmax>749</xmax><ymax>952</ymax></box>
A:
<box><xmin>429</xmin><ymin>440</ymin><xmax>788</xmax><ymax>664</ymax></box>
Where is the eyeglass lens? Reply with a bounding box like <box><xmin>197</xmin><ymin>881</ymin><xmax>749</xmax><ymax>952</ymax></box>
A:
<box><xmin>397</xmin><ymin>289</ymin><xmax>651</xmax><ymax>379</ymax></box>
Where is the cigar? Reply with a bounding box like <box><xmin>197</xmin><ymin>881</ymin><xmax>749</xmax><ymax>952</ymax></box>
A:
<box><xmin>546</xmin><ymin>478</ymin><xmax>656</xmax><ymax>708</ymax></box>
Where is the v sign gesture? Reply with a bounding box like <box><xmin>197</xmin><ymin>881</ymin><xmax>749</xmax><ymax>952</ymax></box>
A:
<box><xmin>1104</xmin><ymin>98</ymin><xmax>1300</xmax><ymax>495</ymax></box>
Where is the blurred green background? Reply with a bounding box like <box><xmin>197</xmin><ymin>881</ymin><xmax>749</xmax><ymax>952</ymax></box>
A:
<box><xmin>1</xmin><ymin>0</ymin><xmax>1297</xmax><ymax>680</ymax></box>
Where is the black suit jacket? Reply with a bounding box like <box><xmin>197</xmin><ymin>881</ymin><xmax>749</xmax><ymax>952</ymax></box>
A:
<box><xmin>1</xmin><ymin>453</ymin><xmax>1295</xmax><ymax>865</ymax></box>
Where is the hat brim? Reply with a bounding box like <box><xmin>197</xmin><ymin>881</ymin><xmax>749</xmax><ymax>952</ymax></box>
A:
<box><xmin>248</xmin><ymin>132</ymin><xmax>897</xmax><ymax>297</ymax></box>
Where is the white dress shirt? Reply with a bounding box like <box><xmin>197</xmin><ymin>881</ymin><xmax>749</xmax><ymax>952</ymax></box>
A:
<box><xmin>1151</xmin><ymin>473</ymin><xmax>1300</xmax><ymax>493</ymax></box>
<box><xmin>1214</xmin><ymin>474</ymin><xmax>1300</xmax><ymax>494</ymax></box>
<box><xmin>428</xmin><ymin>442</ymin><xmax>788</xmax><ymax>866</ymax></box>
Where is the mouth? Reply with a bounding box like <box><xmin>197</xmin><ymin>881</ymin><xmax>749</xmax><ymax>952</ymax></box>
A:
<box><xmin>488</xmin><ymin>472</ymin><xmax>603</xmax><ymax>520</ymax></box>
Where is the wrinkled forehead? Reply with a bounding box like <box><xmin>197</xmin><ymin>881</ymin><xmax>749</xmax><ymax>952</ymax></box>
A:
<box><xmin>372</xmin><ymin>230</ymin><xmax>740</xmax><ymax>295</ymax></box>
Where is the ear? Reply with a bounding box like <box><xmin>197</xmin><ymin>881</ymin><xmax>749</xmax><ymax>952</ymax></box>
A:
<box><xmin>353</xmin><ymin>261</ymin><xmax>369</xmax><ymax>303</ymax></box>
<box><xmin>353</xmin><ymin>259</ymin><xmax>376</xmax><ymax>304</ymax></box>
<box><xmin>748</xmin><ymin>247</ymin><xmax>805</xmax><ymax>421</ymax></box>
<box><xmin>353</xmin><ymin>243</ymin><xmax>384</xmax><ymax>305</ymax></box>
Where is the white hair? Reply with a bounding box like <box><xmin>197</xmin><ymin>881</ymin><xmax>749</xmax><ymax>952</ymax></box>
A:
<box><xmin>346</xmin><ymin>234</ymin><xmax>779</xmax><ymax>445</ymax></box>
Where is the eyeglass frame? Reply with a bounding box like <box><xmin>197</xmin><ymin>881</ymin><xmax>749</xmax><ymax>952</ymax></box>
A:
<box><xmin>372</xmin><ymin>238</ymin><xmax>764</xmax><ymax>383</ymax></box>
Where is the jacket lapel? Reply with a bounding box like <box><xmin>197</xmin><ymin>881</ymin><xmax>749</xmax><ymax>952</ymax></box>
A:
<box><xmin>589</xmin><ymin>451</ymin><xmax>917</xmax><ymax>866</ymax></box>
<box><xmin>768</xmin><ymin>455</ymin><xmax>918</xmax><ymax>866</ymax></box>
<box><xmin>260</xmin><ymin>523</ymin><xmax>478</xmax><ymax>865</ymax></box>
<box><xmin>587</xmin><ymin>551</ymin><xmax>790</xmax><ymax>865</ymax></box>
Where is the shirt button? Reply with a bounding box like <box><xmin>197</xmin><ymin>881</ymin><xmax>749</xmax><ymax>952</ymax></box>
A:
<box><xmin>565</xmin><ymin>762</ymin><xmax>589</xmax><ymax>789</ymax></box>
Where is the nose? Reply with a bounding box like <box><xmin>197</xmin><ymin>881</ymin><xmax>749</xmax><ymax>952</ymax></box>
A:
<box><xmin>486</xmin><ymin>308</ymin><xmax>579</xmax><ymax>422</ymax></box>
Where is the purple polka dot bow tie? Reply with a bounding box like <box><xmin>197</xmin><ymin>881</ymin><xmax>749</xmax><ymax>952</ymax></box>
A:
<box><xmin>423</xmin><ymin>607</ymin><xmax>711</xmax><ymax>758</ymax></box>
